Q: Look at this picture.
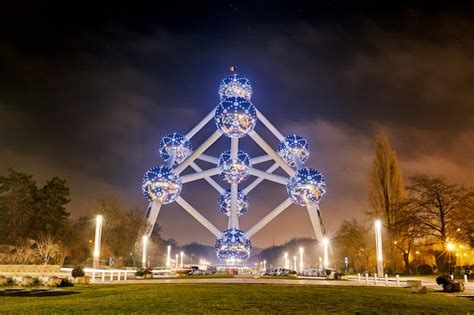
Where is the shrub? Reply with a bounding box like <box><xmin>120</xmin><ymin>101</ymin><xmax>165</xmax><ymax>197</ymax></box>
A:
<box><xmin>57</xmin><ymin>278</ymin><xmax>74</xmax><ymax>287</ymax></box>
<box><xmin>135</xmin><ymin>267</ymin><xmax>153</xmax><ymax>277</ymax></box>
<box><xmin>71</xmin><ymin>266</ymin><xmax>85</xmax><ymax>278</ymax></box>
<box><xmin>417</xmin><ymin>264</ymin><xmax>434</xmax><ymax>275</ymax></box>
<box><xmin>436</xmin><ymin>275</ymin><xmax>464</xmax><ymax>293</ymax></box>
<box><xmin>325</xmin><ymin>269</ymin><xmax>332</xmax><ymax>276</ymax></box>
<box><xmin>436</xmin><ymin>275</ymin><xmax>450</xmax><ymax>286</ymax></box>
<box><xmin>4</xmin><ymin>278</ymin><xmax>16</xmax><ymax>286</ymax></box>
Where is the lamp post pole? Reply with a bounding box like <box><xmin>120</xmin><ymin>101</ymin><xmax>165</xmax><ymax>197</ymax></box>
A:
<box><xmin>142</xmin><ymin>236</ymin><xmax>148</xmax><ymax>268</ymax></box>
<box><xmin>375</xmin><ymin>220</ymin><xmax>384</xmax><ymax>277</ymax></box>
<box><xmin>93</xmin><ymin>215</ymin><xmax>103</xmax><ymax>269</ymax></box>
<box><xmin>299</xmin><ymin>247</ymin><xmax>304</xmax><ymax>273</ymax></box>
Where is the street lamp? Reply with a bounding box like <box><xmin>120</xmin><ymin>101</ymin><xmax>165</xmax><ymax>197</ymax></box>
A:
<box><xmin>175</xmin><ymin>254</ymin><xmax>179</xmax><ymax>269</ymax></box>
<box><xmin>166</xmin><ymin>245</ymin><xmax>171</xmax><ymax>268</ymax></box>
<box><xmin>180</xmin><ymin>251</ymin><xmax>184</xmax><ymax>268</ymax></box>
<box><xmin>322</xmin><ymin>238</ymin><xmax>330</xmax><ymax>269</ymax></box>
<box><xmin>446</xmin><ymin>242</ymin><xmax>455</xmax><ymax>272</ymax></box>
<box><xmin>263</xmin><ymin>260</ymin><xmax>267</xmax><ymax>271</ymax></box>
<box><xmin>142</xmin><ymin>235</ymin><xmax>148</xmax><ymax>268</ymax></box>
<box><xmin>374</xmin><ymin>220</ymin><xmax>384</xmax><ymax>276</ymax></box>
<box><xmin>284</xmin><ymin>252</ymin><xmax>289</xmax><ymax>269</ymax></box>
<box><xmin>299</xmin><ymin>247</ymin><xmax>304</xmax><ymax>273</ymax></box>
<box><xmin>293</xmin><ymin>255</ymin><xmax>297</xmax><ymax>271</ymax></box>
<box><xmin>93</xmin><ymin>215</ymin><xmax>103</xmax><ymax>269</ymax></box>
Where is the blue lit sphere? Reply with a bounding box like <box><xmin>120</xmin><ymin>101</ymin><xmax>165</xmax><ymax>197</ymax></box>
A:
<box><xmin>218</xmin><ymin>73</ymin><xmax>253</xmax><ymax>101</ymax></box>
<box><xmin>142</xmin><ymin>166</ymin><xmax>182</xmax><ymax>204</ymax></box>
<box><xmin>218</xmin><ymin>149</ymin><xmax>251</xmax><ymax>183</ymax></box>
<box><xmin>287</xmin><ymin>167</ymin><xmax>326</xmax><ymax>206</ymax></box>
<box><xmin>215</xmin><ymin>97</ymin><xmax>257</xmax><ymax>138</ymax></box>
<box><xmin>159</xmin><ymin>132</ymin><xmax>192</xmax><ymax>165</ymax></box>
<box><xmin>215</xmin><ymin>228</ymin><xmax>252</xmax><ymax>263</ymax></box>
<box><xmin>277</xmin><ymin>134</ymin><xmax>310</xmax><ymax>168</ymax></box>
<box><xmin>218</xmin><ymin>188</ymin><xmax>249</xmax><ymax>217</ymax></box>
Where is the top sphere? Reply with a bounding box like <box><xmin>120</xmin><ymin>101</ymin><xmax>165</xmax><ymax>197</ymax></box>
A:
<box><xmin>277</xmin><ymin>134</ymin><xmax>310</xmax><ymax>168</ymax></box>
<box><xmin>215</xmin><ymin>97</ymin><xmax>257</xmax><ymax>138</ymax></box>
<box><xmin>159</xmin><ymin>132</ymin><xmax>192</xmax><ymax>165</ymax></box>
<box><xmin>218</xmin><ymin>73</ymin><xmax>253</xmax><ymax>101</ymax></box>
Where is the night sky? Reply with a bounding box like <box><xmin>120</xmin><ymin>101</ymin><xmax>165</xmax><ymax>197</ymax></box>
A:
<box><xmin>1</xmin><ymin>2</ymin><xmax>474</xmax><ymax>247</ymax></box>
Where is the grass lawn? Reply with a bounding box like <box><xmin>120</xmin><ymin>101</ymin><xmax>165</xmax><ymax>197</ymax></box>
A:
<box><xmin>0</xmin><ymin>283</ymin><xmax>472</xmax><ymax>314</ymax></box>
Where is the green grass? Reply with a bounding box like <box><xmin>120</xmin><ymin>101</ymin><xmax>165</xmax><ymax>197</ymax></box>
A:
<box><xmin>0</xmin><ymin>283</ymin><xmax>472</xmax><ymax>314</ymax></box>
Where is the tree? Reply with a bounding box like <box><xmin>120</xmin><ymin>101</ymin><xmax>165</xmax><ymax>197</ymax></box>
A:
<box><xmin>0</xmin><ymin>168</ymin><xmax>37</xmax><ymax>243</ymax></box>
<box><xmin>405</xmin><ymin>175</ymin><xmax>474</xmax><ymax>271</ymax></box>
<box><xmin>334</xmin><ymin>219</ymin><xmax>374</xmax><ymax>273</ymax></box>
<box><xmin>406</xmin><ymin>175</ymin><xmax>474</xmax><ymax>245</ymax></box>
<box><xmin>35</xmin><ymin>235</ymin><xmax>64</xmax><ymax>265</ymax></box>
<box><xmin>368</xmin><ymin>132</ymin><xmax>404</xmax><ymax>271</ymax></box>
<box><xmin>0</xmin><ymin>168</ymin><xmax>71</xmax><ymax>244</ymax></box>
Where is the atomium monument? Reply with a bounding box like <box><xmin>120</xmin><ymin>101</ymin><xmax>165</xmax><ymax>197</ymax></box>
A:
<box><xmin>141</xmin><ymin>69</ymin><xmax>327</xmax><ymax>264</ymax></box>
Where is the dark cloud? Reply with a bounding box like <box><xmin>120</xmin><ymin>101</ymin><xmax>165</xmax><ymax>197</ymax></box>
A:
<box><xmin>1</xmin><ymin>4</ymin><xmax>473</xmax><ymax>246</ymax></box>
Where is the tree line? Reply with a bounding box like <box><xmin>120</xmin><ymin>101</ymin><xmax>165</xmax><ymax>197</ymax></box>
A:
<box><xmin>334</xmin><ymin>133</ymin><xmax>474</xmax><ymax>274</ymax></box>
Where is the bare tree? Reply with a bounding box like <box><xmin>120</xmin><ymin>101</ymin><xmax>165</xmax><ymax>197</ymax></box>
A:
<box><xmin>35</xmin><ymin>235</ymin><xmax>63</xmax><ymax>265</ymax></box>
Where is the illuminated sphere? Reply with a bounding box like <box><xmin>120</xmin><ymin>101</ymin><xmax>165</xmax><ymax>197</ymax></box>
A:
<box><xmin>142</xmin><ymin>166</ymin><xmax>182</xmax><ymax>204</ymax></box>
<box><xmin>218</xmin><ymin>149</ymin><xmax>251</xmax><ymax>183</ymax></box>
<box><xmin>218</xmin><ymin>73</ymin><xmax>253</xmax><ymax>101</ymax></box>
<box><xmin>215</xmin><ymin>228</ymin><xmax>252</xmax><ymax>263</ymax></box>
<box><xmin>277</xmin><ymin>134</ymin><xmax>310</xmax><ymax>168</ymax></box>
<box><xmin>215</xmin><ymin>97</ymin><xmax>257</xmax><ymax>138</ymax></box>
<box><xmin>159</xmin><ymin>132</ymin><xmax>192</xmax><ymax>165</ymax></box>
<box><xmin>287</xmin><ymin>167</ymin><xmax>326</xmax><ymax>206</ymax></box>
<box><xmin>218</xmin><ymin>187</ymin><xmax>249</xmax><ymax>217</ymax></box>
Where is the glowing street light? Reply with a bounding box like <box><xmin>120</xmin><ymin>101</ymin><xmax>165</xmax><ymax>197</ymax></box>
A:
<box><xmin>284</xmin><ymin>252</ymin><xmax>289</xmax><ymax>269</ymax></box>
<box><xmin>93</xmin><ymin>215</ymin><xmax>103</xmax><ymax>269</ymax></box>
<box><xmin>175</xmin><ymin>254</ymin><xmax>179</xmax><ymax>269</ymax></box>
<box><xmin>293</xmin><ymin>255</ymin><xmax>297</xmax><ymax>271</ymax></box>
<box><xmin>263</xmin><ymin>260</ymin><xmax>267</xmax><ymax>271</ymax></box>
<box><xmin>374</xmin><ymin>219</ymin><xmax>384</xmax><ymax>276</ymax></box>
<box><xmin>166</xmin><ymin>245</ymin><xmax>171</xmax><ymax>267</ymax></box>
<box><xmin>322</xmin><ymin>238</ymin><xmax>330</xmax><ymax>269</ymax></box>
<box><xmin>142</xmin><ymin>235</ymin><xmax>148</xmax><ymax>268</ymax></box>
<box><xmin>299</xmin><ymin>247</ymin><xmax>304</xmax><ymax>272</ymax></box>
<box><xmin>180</xmin><ymin>251</ymin><xmax>184</xmax><ymax>268</ymax></box>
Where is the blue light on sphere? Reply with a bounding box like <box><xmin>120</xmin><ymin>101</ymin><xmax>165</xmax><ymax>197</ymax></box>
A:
<box><xmin>277</xmin><ymin>134</ymin><xmax>310</xmax><ymax>168</ymax></box>
<box><xmin>218</xmin><ymin>73</ymin><xmax>253</xmax><ymax>101</ymax></box>
<box><xmin>215</xmin><ymin>228</ymin><xmax>252</xmax><ymax>263</ymax></box>
<box><xmin>159</xmin><ymin>132</ymin><xmax>192</xmax><ymax>165</ymax></box>
<box><xmin>142</xmin><ymin>165</ymin><xmax>182</xmax><ymax>204</ymax></box>
<box><xmin>218</xmin><ymin>187</ymin><xmax>249</xmax><ymax>217</ymax></box>
<box><xmin>215</xmin><ymin>97</ymin><xmax>257</xmax><ymax>138</ymax></box>
<box><xmin>287</xmin><ymin>167</ymin><xmax>326</xmax><ymax>206</ymax></box>
<box><xmin>218</xmin><ymin>149</ymin><xmax>251</xmax><ymax>183</ymax></box>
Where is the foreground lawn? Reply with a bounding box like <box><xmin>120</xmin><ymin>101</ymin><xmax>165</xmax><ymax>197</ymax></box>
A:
<box><xmin>0</xmin><ymin>283</ymin><xmax>472</xmax><ymax>314</ymax></box>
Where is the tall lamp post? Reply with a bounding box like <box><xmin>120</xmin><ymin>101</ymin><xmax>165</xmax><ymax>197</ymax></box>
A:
<box><xmin>293</xmin><ymin>255</ymin><xmax>297</xmax><ymax>271</ymax></box>
<box><xmin>299</xmin><ymin>247</ymin><xmax>304</xmax><ymax>273</ymax></box>
<box><xmin>93</xmin><ymin>215</ymin><xmax>103</xmax><ymax>269</ymax></box>
<box><xmin>284</xmin><ymin>252</ymin><xmax>289</xmax><ymax>269</ymax></box>
<box><xmin>180</xmin><ymin>251</ymin><xmax>184</xmax><ymax>268</ymax></box>
<box><xmin>322</xmin><ymin>238</ymin><xmax>330</xmax><ymax>269</ymax></box>
<box><xmin>166</xmin><ymin>245</ymin><xmax>171</xmax><ymax>268</ymax></box>
<box><xmin>374</xmin><ymin>219</ymin><xmax>384</xmax><ymax>277</ymax></box>
<box><xmin>142</xmin><ymin>235</ymin><xmax>148</xmax><ymax>268</ymax></box>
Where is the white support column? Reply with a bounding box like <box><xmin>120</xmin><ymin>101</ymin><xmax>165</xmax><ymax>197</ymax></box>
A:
<box><xmin>93</xmin><ymin>215</ymin><xmax>103</xmax><ymax>269</ymax></box>
<box><xmin>175</xmin><ymin>130</ymin><xmax>222</xmax><ymax>175</ymax></box>
<box><xmin>185</xmin><ymin>107</ymin><xmax>216</xmax><ymax>140</ymax></box>
<box><xmin>175</xmin><ymin>196</ymin><xmax>221</xmax><ymax>237</ymax></box>
<box><xmin>196</xmin><ymin>154</ymin><xmax>218</xmax><ymax>164</ymax></box>
<box><xmin>145</xmin><ymin>201</ymin><xmax>162</xmax><ymax>237</ymax></box>
<box><xmin>375</xmin><ymin>219</ymin><xmax>384</xmax><ymax>277</ymax></box>
<box><xmin>246</xmin><ymin>198</ymin><xmax>293</xmax><ymax>238</ymax></box>
<box><xmin>250</xmin><ymin>155</ymin><xmax>273</xmax><ymax>165</ymax></box>
<box><xmin>166</xmin><ymin>151</ymin><xmax>176</xmax><ymax>168</ymax></box>
<box><xmin>256</xmin><ymin>109</ymin><xmax>285</xmax><ymax>141</ymax></box>
<box><xmin>231</xmin><ymin>138</ymin><xmax>239</xmax><ymax>159</ymax></box>
<box><xmin>190</xmin><ymin>162</ymin><xmax>225</xmax><ymax>194</ymax></box>
<box><xmin>229</xmin><ymin>182</ymin><xmax>239</xmax><ymax>229</ymax></box>
<box><xmin>243</xmin><ymin>163</ymin><xmax>279</xmax><ymax>194</ymax></box>
<box><xmin>306</xmin><ymin>204</ymin><xmax>324</xmax><ymax>241</ymax></box>
<box><xmin>181</xmin><ymin>167</ymin><xmax>220</xmax><ymax>183</ymax></box>
<box><xmin>248</xmin><ymin>130</ymin><xmax>295</xmax><ymax>176</ymax></box>
<box><xmin>248</xmin><ymin>168</ymin><xmax>288</xmax><ymax>185</ymax></box>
